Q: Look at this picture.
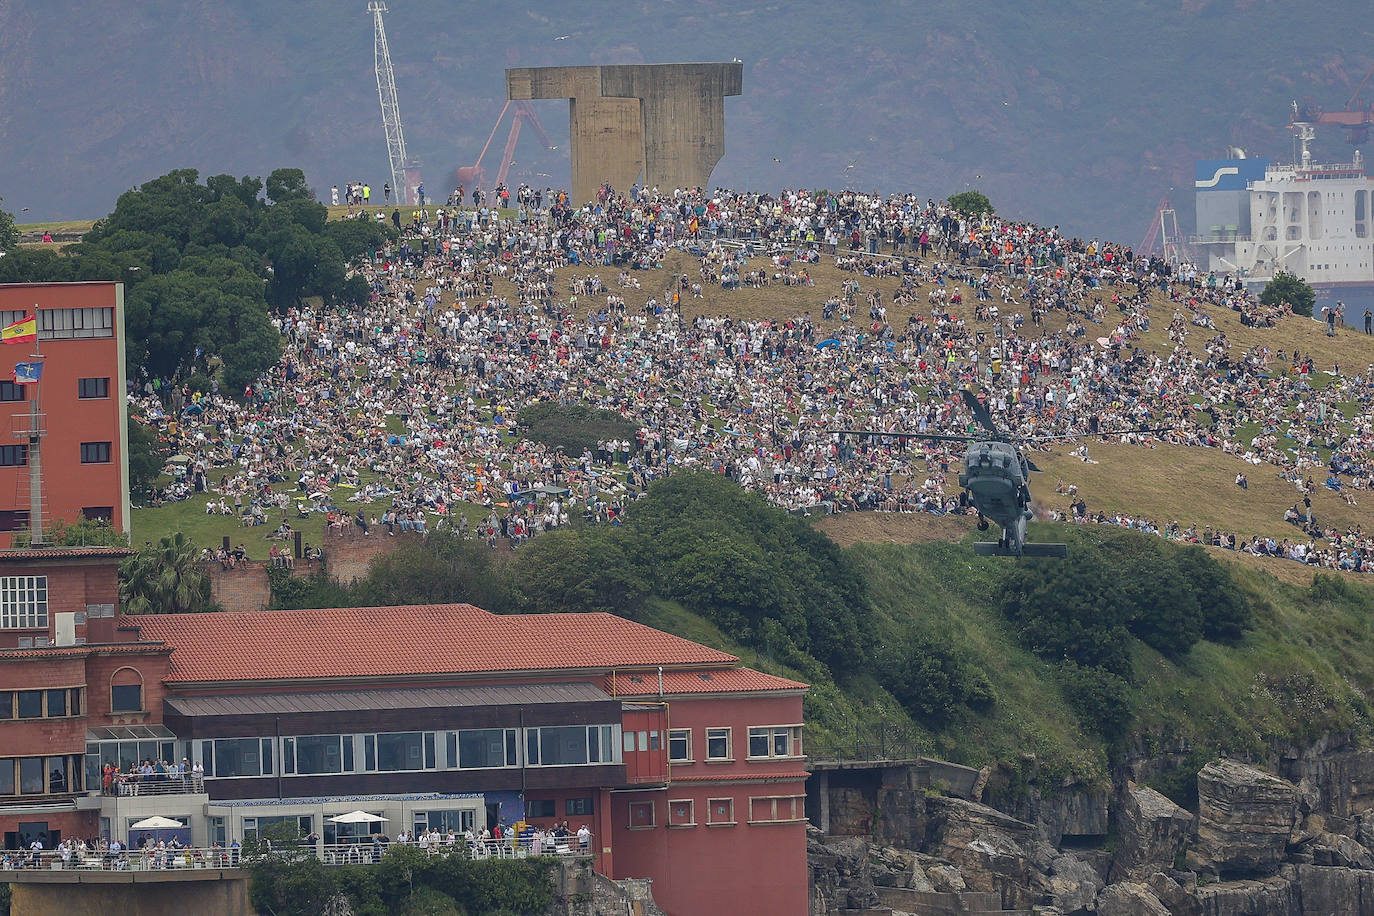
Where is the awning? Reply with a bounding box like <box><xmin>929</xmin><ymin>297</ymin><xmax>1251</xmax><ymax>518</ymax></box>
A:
<box><xmin>87</xmin><ymin>724</ymin><xmax>177</xmax><ymax>741</ymax></box>
<box><xmin>164</xmin><ymin>682</ymin><xmax>614</xmax><ymax>718</ymax></box>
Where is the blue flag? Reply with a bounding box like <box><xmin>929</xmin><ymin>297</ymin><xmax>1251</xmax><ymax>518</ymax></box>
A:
<box><xmin>13</xmin><ymin>362</ymin><xmax>42</xmax><ymax>384</ymax></box>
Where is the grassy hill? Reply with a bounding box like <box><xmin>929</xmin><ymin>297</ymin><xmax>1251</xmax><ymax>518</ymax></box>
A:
<box><xmin>67</xmin><ymin>193</ymin><xmax>1374</xmax><ymax>787</ymax></box>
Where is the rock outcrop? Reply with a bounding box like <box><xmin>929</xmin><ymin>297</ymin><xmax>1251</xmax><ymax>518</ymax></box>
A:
<box><xmin>1294</xmin><ymin>863</ymin><xmax>1374</xmax><ymax>915</ymax></box>
<box><xmin>1095</xmin><ymin>881</ymin><xmax>1170</xmax><ymax>916</ymax></box>
<box><xmin>805</xmin><ymin>748</ymin><xmax>1374</xmax><ymax>916</ymax></box>
<box><xmin>1111</xmin><ymin>782</ymin><xmax>1195</xmax><ymax>881</ymax></box>
<box><xmin>1192</xmin><ymin>874</ymin><xmax>1298</xmax><ymax>916</ymax></box>
<box><xmin>1190</xmin><ymin>760</ymin><xmax>1300</xmax><ymax>878</ymax></box>
<box><xmin>1042</xmin><ymin>851</ymin><xmax>1105</xmax><ymax>913</ymax></box>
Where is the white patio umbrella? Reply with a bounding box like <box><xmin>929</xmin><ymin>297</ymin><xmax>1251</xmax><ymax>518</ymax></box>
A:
<box><xmin>328</xmin><ymin>811</ymin><xmax>388</xmax><ymax>824</ymax></box>
<box><xmin>130</xmin><ymin>815</ymin><xmax>185</xmax><ymax>829</ymax></box>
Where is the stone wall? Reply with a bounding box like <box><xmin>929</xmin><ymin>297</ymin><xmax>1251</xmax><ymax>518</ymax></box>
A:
<box><xmin>7</xmin><ymin>869</ymin><xmax>251</xmax><ymax>916</ymax></box>
<box><xmin>203</xmin><ymin>529</ymin><xmax>424</xmax><ymax>612</ymax></box>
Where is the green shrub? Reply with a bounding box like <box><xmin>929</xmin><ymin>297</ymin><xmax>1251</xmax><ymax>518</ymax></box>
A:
<box><xmin>880</xmin><ymin>626</ymin><xmax>995</xmax><ymax>727</ymax></box>
<box><xmin>1055</xmin><ymin>661</ymin><xmax>1135</xmax><ymax>741</ymax></box>
<box><xmin>516</xmin><ymin>403</ymin><xmax>639</xmax><ymax>454</ymax></box>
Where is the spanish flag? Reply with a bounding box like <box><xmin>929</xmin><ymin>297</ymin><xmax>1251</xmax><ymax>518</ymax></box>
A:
<box><xmin>1</xmin><ymin>313</ymin><xmax>36</xmax><ymax>345</ymax></box>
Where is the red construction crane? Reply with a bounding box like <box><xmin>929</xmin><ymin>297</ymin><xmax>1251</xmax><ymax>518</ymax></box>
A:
<box><xmin>1293</xmin><ymin>63</ymin><xmax>1374</xmax><ymax>146</ymax></box>
<box><xmin>455</xmin><ymin>101</ymin><xmax>557</xmax><ymax>195</ymax></box>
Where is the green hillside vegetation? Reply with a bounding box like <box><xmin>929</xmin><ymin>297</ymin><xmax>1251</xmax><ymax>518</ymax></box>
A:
<box><xmin>264</xmin><ymin>472</ymin><xmax>1374</xmax><ymax>791</ymax></box>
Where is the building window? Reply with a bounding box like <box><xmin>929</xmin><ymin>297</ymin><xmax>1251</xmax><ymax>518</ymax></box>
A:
<box><xmin>243</xmin><ymin>815</ymin><xmax>311</xmax><ymax>842</ymax></box>
<box><xmin>748</xmin><ymin>795</ymin><xmax>806</xmax><ymax>824</ymax></box>
<box><xmin>705</xmin><ymin>727</ymin><xmax>732</xmax><ymax>761</ymax></box>
<box><xmin>628</xmin><ymin>801</ymin><xmax>655</xmax><ymax>829</ymax></box>
<box><xmin>707</xmin><ymin>797</ymin><xmax>735</xmax><ymax>826</ymax></box>
<box><xmin>0</xmin><ymin>575</ymin><xmax>47</xmax><ymax>628</ymax></box>
<box><xmin>526</xmin><ymin>725</ymin><xmax>617</xmax><ymax>767</ymax></box>
<box><xmin>566</xmin><ymin>797</ymin><xmax>594</xmax><ymax>816</ymax></box>
<box><xmin>80</xmin><ymin>441</ymin><xmax>112</xmax><ymax>464</ymax></box>
<box><xmin>0</xmin><ymin>757</ymin><xmax>82</xmax><ymax>805</ymax></box>
<box><xmin>668</xmin><ymin>799</ymin><xmax>695</xmax><ymax>827</ymax></box>
<box><xmin>16</xmin><ymin>690</ymin><xmax>42</xmax><ymax>718</ymax></box>
<box><xmin>78</xmin><ymin>377</ymin><xmax>110</xmax><ymax>399</ymax></box>
<box><xmin>19</xmin><ymin>757</ymin><xmax>44</xmax><ymax>794</ymax></box>
<box><xmin>110</xmin><ymin>668</ymin><xmax>143</xmax><ymax>712</ymax></box>
<box><xmin>528</xmin><ymin>799</ymin><xmax>556</xmax><ymax>819</ymax></box>
<box><xmin>210</xmin><ymin>738</ymin><xmax>273</xmax><ymax>778</ymax></box>
<box><xmin>451</xmin><ymin>728</ymin><xmax>518</xmax><ymax>769</ymax></box>
<box><xmin>4</xmin><ymin>687</ymin><xmax>78</xmax><ymax>721</ymax></box>
<box><xmin>0</xmin><ymin>446</ymin><xmax>27</xmax><ymax>467</ymax></box>
<box><xmin>668</xmin><ymin>728</ymin><xmax>692</xmax><ymax>762</ymax></box>
<box><xmin>747</xmin><ymin>725</ymin><xmax>803</xmax><ymax>760</ymax></box>
<box><xmin>0</xmin><ymin>510</ymin><xmax>29</xmax><ymax>532</ymax></box>
<box><xmin>0</xmin><ymin>381</ymin><xmax>24</xmax><ymax>402</ymax></box>
<box><xmin>38</xmin><ymin>307</ymin><xmax>114</xmax><ymax>340</ymax></box>
<box><xmin>82</xmin><ymin>507</ymin><xmax>114</xmax><ymax>522</ymax></box>
<box><xmin>365</xmin><ymin>732</ymin><xmax>433</xmax><ymax>772</ymax></box>
<box><xmin>282</xmin><ymin>735</ymin><xmax>351</xmax><ymax>775</ymax></box>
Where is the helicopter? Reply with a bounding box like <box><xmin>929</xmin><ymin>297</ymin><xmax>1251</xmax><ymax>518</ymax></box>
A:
<box><xmin>834</xmin><ymin>389</ymin><xmax>1068</xmax><ymax>558</ymax></box>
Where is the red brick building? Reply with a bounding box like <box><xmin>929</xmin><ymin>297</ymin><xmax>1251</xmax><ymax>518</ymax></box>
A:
<box><xmin>0</xmin><ymin>282</ymin><xmax>129</xmax><ymax>545</ymax></box>
<box><xmin>1</xmin><ymin>585</ymin><xmax>810</xmax><ymax>916</ymax></box>
<box><xmin>0</xmin><ymin>546</ymin><xmax>170</xmax><ymax>848</ymax></box>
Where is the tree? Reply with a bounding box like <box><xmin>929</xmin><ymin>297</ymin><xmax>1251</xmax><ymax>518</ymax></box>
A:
<box><xmin>1259</xmin><ymin>270</ymin><xmax>1315</xmax><ymax>317</ymax></box>
<box><xmin>0</xmin><ymin>196</ymin><xmax>19</xmax><ymax>253</ymax></box>
<box><xmin>119</xmin><ymin>532</ymin><xmax>212</xmax><ymax>613</ymax></box>
<box><xmin>947</xmin><ymin>190</ymin><xmax>994</xmax><ymax>217</ymax></box>
<box><xmin>265</xmin><ymin>168</ymin><xmax>313</xmax><ymax>205</ymax></box>
<box><xmin>127</xmin><ymin>414</ymin><xmax>168</xmax><ymax>500</ymax></box>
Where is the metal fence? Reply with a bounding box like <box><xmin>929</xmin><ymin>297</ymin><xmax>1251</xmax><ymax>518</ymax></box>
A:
<box><xmin>0</xmin><ymin>836</ymin><xmax>594</xmax><ymax>873</ymax></box>
<box><xmin>807</xmin><ymin>723</ymin><xmax>927</xmax><ymax>763</ymax></box>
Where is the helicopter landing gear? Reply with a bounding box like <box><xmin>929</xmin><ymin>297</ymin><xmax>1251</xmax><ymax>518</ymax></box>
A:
<box><xmin>977</xmin><ymin>515</ymin><xmax>989</xmax><ymax>531</ymax></box>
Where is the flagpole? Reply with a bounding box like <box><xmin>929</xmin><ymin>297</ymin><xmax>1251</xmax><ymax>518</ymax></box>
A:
<box><xmin>25</xmin><ymin>307</ymin><xmax>44</xmax><ymax>545</ymax></box>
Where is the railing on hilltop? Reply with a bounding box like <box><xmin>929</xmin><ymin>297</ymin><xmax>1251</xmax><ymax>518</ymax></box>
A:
<box><xmin>807</xmin><ymin>723</ymin><xmax>928</xmax><ymax>763</ymax></box>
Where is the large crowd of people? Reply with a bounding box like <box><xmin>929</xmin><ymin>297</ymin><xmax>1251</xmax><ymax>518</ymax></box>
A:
<box><xmin>133</xmin><ymin>184</ymin><xmax>1374</xmax><ymax>575</ymax></box>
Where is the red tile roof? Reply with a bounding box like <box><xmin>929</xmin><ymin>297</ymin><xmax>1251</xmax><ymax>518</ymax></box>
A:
<box><xmin>605</xmin><ymin>668</ymin><xmax>807</xmax><ymax>696</ymax></box>
<box><xmin>0</xmin><ymin>546</ymin><xmax>135</xmax><ymax>560</ymax></box>
<box><xmin>136</xmin><ymin>604</ymin><xmax>741</xmax><ymax>684</ymax></box>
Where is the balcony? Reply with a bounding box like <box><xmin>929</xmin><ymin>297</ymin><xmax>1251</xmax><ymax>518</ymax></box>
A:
<box><xmin>101</xmin><ymin>775</ymin><xmax>205</xmax><ymax>797</ymax></box>
<box><xmin>0</xmin><ymin>835</ymin><xmax>594</xmax><ymax>873</ymax></box>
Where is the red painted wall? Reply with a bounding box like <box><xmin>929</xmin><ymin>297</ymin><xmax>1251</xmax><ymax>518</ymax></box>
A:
<box><xmin>0</xmin><ymin>283</ymin><xmax>128</xmax><ymax>546</ymax></box>
<box><xmin>609</xmin><ymin>692</ymin><xmax>809</xmax><ymax>916</ymax></box>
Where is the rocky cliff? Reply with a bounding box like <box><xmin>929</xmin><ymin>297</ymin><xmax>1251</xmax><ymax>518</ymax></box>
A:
<box><xmin>809</xmin><ymin>742</ymin><xmax>1374</xmax><ymax>916</ymax></box>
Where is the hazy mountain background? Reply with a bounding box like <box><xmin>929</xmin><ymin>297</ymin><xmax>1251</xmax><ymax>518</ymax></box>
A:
<box><xmin>2</xmin><ymin>0</ymin><xmax>1370</xmax><ymax>243</ymax></box>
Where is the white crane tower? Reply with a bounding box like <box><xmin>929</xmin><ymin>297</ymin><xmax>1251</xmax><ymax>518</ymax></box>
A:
<box><xmin>368</xmin><ymin>2</ymin><xmax>420</xmax><ymax>205</ymax></box>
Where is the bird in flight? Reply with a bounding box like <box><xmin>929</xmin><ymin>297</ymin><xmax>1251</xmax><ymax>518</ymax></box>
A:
<box><xmin>554</xmin><ymin>35</ymin><xmax>570</xmax><ymax>40</ymax></box>
<box><xmin>771</xmin><ymin>157</ymin><xmax>781</xmax><ymax>163</ymax></box>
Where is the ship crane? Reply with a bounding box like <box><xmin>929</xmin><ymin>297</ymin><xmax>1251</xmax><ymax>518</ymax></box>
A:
<box><xmin>1292</xmin><ymin>62</ymin><xmax>1374</xmax><ymax>152</ymax></box>
<box><xmin>455</xmin><ymin>101</ymin><xmax>558</xmax><ymax>197</ymax></box>
<box><xmin>368</xmin><ymin>2</ymin><xmax>421</xmax><ymax>204</ymax></box>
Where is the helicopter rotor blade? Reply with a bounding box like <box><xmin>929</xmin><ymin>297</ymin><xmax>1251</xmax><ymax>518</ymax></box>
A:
<box><xmin>831</xmin><ymin>429</ymin><xmax>971</xmax><ymax>443</ymax></box>
<box><xmin>961</xmin><ymin>389</ymin><xmax>1000</xmax><ymax>435</ymax></box>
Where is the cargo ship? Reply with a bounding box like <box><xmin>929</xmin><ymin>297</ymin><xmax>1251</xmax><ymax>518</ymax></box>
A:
<box><xmin>1192</xmin><ymin>119</ymin><xmax>1374</xmax><ymax>325</ymax></box>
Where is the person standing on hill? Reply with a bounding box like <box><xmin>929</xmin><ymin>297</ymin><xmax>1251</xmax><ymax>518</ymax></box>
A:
<box><xmin>383</xmin><ymin>181</ymin><xmax>392</xmax><ymax>204</ymax></box>
<box><xmin>1364</xmin><ymin>307</ymin><xmax>1372</xmax><ymax>334</ymax></box>
<box><xmin>362</xmin><ymin>184</ymin><xmax>371</xmax><ymax>206</ymax></box>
